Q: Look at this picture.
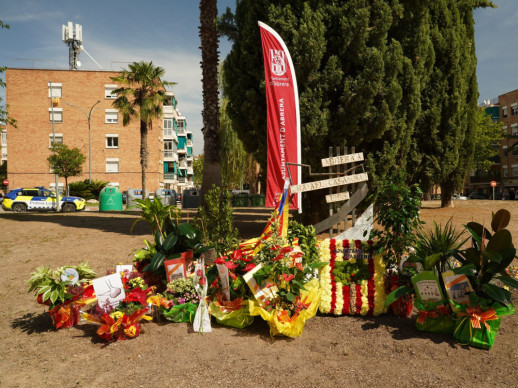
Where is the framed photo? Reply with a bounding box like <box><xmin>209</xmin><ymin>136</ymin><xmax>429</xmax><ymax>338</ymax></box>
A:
<box><xmin>92</xmin><ymin>273</ymin><xmax>125</xmax><ymax>311</ymax></box>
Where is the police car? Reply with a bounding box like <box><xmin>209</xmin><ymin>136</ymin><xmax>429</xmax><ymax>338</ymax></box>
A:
<box><xmin>2</xmin><ymin>187</ymin><xmax>86</xmax><ymax>212</ymax></box>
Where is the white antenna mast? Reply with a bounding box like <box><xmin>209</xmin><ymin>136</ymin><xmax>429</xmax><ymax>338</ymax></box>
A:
<box><xmin>61</xmin><ymin>22</ymin><xmax>103</xmax><ymax>70</ymax></box>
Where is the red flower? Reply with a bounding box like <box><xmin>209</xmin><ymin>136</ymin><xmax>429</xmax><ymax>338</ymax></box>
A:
<box><xmin>239</xmin><ymin>253</ymin><xmax>254</xmax><ymax>262</ymax></box>
<box><xmin>273</xmin><ymin>254</ymin><xmax>284</xmax><ymax>262</ymax></box>
<box><xmin>196</xmin><ymin>269</ymin><xmax>203</xmax><ymax>277</ymax></box>
<box><xmin>270</xmin><ymin>245</ymin><xmax>281</xmax><ymax>251</ymax></box>
<box><xmin>123</xmin><ymin>288</ymin><xmax>147</xmax><ymax>306</ymax></box>
<box><xmin>296</xmin><ymin>262</ymin><xmax>304</xmax><ymax>272</ymax></box>
<box><xmin>224</xmin><ymin>261</ymin><xmax>239</xmax><ymax>270</ymax></box>
<box><xmin>290</xmin><ymin>251</ymin><xmax>303</xmax><ymax>259</ymax></box>
<box><xmin>229</xmin><ymin>272</ymin><xmax>237</xmax><ymax>280</ymax></box>
<box><xmin>230</xmin><ymin>250</ymin><xmax>242</xmax><ymax>261</ymax></box>
<box><xmin>199</xmin><ymin>277</ymin><xmax>206</xmax><ymax>286</ymax></box>
<box><xmin>215</xmin><ymin>256</ymin><xmax>227</xmax><ymax>265</ymax></box>
<box><xmin>244</xmin><ymin>263</ymin><xmax>256</xmax><ymax>272</ymax></box>
<box><xmin>280</xmin><ymin>246</ymin><xmax>293</xmax><ymax>255</ymax></box>
<box><xmin>211</xmin><ymin>279</ymin><xmax>219</xmax><ymax>288</ymax></box>
<box><xmin>282</xmin><ymin>273</ymin><xmax>295</xmax><ymax>282</ymax></box>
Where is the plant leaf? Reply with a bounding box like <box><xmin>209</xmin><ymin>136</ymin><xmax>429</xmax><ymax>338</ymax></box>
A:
<box><xmin>150</xmin><ymin>251</ymin><xmax>166</xmax><ymax>271</ymax></box>
<box><xmin>491</xmin><ymin>209</ymin><xmax>510</xmax><ymax>232</ymax></box>
<box><xmin>424</xmin><ymin>253</ymin><xmax>441</xmax><ymax>270</ymax></box>
<box><xmin>482</xmin><ymin>283</ymin><xmax>512</xmax><ymax>306</ymax></box>
<box><xmin>495</xmin><ymin>275</ymin><xmax>518</xmax><ymax>289</ymax></box>
<box><xmin>286</xmin><ymin>292</ymin><xmax>296</xmax><ymax>303</ymax></box>
<box><xmin>452</xmin><ymin>264</ymin><xmax>477</xmax><ymax>276</ymax></box>
<box><xmin>384</xmin><ymin>285</ymin><xmax>413</xmax><ymax>307</ymax></box>
<box><xmin>486</xmin><ymin>229</ymin><xmax>513</xmax><ymax>252</ymax></box>
<box><xmin>162</xmin><ymin>233</ymin><xmax>179</xmax><ymax>251</ymax></box>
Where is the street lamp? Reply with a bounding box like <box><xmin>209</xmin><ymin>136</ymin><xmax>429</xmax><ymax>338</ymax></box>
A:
<box><xmin>62</xmin><ymin>100</ymin><xmax>101</xmax><ymax>182</ymax></box>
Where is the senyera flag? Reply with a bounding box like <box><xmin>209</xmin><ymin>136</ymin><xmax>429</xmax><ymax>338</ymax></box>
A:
<box><xmin>258</xmin><ymin>21</ymin><xmax>301</xmax><ymax>212</ymax></box>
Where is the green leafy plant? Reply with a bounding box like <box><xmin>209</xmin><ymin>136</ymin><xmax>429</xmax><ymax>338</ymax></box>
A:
<box><xmin>454</xmin><ymin>209</ymin><xmax>518</xmax><ymax>307</ymax></box>
<box><xmin>369</xmin><ymin>172</ymin><xmax>424</xmax><ymax>266</ymax></box>
<box><xmin>130</xmin><ymin>196</ymin><xmax>181</xmax><ymax>234</ymax></box>
<box><xmin>333</xmin><ymin>260</ymin><xmax>371</xmax><ymax>286</ymax></box>
<box><xmin>27</xmin><ymin>262</ymin><xmax>96</xmax><ymax>306</ymax></box>
<box><xmin>287</xmin><ymin>220</ymin><xmax>319</xmax><ymax>266</ymax></box>
<box><xmin>194</xmin><ymin>184</ymin><xmax>238</xmax><ymax>256</ymax></box>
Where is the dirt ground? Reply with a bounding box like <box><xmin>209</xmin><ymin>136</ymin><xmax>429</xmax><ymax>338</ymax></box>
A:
<box><xmin>1</xmin><ymin>200</ymin><xmax>517</xmax><ymax>388</ymax></box>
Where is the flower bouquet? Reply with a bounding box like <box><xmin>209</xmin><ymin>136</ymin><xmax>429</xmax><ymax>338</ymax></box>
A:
<box><xmin>318</xmin><ymin>239</ymin><xmax>387</xmax><ymax>316</ymax></box>
<box><xmin>207</xmin><ymin>249</ymin><xmax>256</xmax><ymax>329</ymax></box>
<box><xmin>27</xmin><ymin>262</ymin><xmax>97</xmax><ymax>329</ymax></box>
<box><xmin>245</xmin><ymin>240</ymin><xmax>323</xmax><ymax>338</ymax></box>
<box><xmin>149</xmin><ymin>278</ymin><xmax>200</xmax><ymax>323</ymax></box>
<box><xmin>82</xmin><ymin>275</ymin><xmax>153</xmax><ymax>341</ymax></box>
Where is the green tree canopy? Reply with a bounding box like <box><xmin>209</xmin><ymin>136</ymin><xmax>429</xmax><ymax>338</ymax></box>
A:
<box><xmin>221</xmin><ymin>0</ymin><xmax>421</xmax><ymax>219</ymax></box>
<box><xmin>111</xmin><ymin>61</ymin><xmax>174</xmax><ymax>199</ymax></box>
<box><xmin>48</xmin><ymin>144</ymin><xmax>86</xmax><ymax>196</ymax></box>
<box><xmin>472</xmin><ymin>107</ymin><xmax>503</xmax><ymax>173</ymax></box>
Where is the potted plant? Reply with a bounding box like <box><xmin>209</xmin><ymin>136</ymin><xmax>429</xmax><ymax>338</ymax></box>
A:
<box><xmin>451</xmin><ymin>209</ymin><xmax>517</xmax><ymax>349</ymax></box>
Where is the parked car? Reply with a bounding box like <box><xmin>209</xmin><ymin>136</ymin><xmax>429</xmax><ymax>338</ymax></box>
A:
<box><xmin>468</xmin><ymin>192</ymin><xmax>489</xmax><ymax>200</ymax></box>
<box><xmin>2</xmin><ymin>187</ymin><xmax>86</xmax><ymax>212</ymax></box>
<box><xmin>453</xmin><ymin>193</ymin><xmax>468</xmax><ymax>200</ymax></box>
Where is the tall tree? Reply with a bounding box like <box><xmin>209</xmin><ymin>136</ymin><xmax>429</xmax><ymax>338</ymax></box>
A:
<box><xmin>411</xmin><ymin>0</ymin><xmax>493</xmax><ymax>207</ymax></box>
<box><xmin>47</xmin><ymin>143</ymin><xmax>86</xmax><ymax>198</ymax></box>
<box><xmin>221</xmin><ymin>1</ymin><xmax>421</xmax><ymax>220</ymax></box>
<box><xmin>472</xmin><ymin>106</ymin><xmax>503</xmax><ymax>173</ymax></box>
<box><xmin>111</xmin><ymin>61</ymin><xmax>173</xmax><ymax>199</ymax></box>
<box><xmin>199</xmin><ymin>0</ymin><xmax>222</xmax><ymax>202</ymax></box>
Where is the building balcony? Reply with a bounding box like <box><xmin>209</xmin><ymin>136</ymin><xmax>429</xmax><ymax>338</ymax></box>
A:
<box><xmin>187</xmin><ymin>168</ymin><xmax>193</xmax><ymax>175</ymax></box>
<box><xmin>163</xmin><ymin>151</ymin><xmax>178</xmax><ymax>161</ymax></box>
<box><xmin>178</xmin><ymin>177</ymin><xmax>187</xmax><ymax>184</ymax></box>
<box><xmin>177</xmin><ymin>148</ymin><xmax>186</xmax><ymax>154</ymax></box>
<box><xmin>163</xmin><ymin>129</ymin><xmax>177</xmax><ymax>142</ymax></box>
<box><xmin>163</xmin><ymin>106</ymin><xmax>174</xmax><ymax>115</ymax></box>
<box><xmin>164</xmin><ymin>172</ymin><xmax>177</xmax><ymax>181</ymax></box>
<box><xmin>177</xmin><ymin>128</ymin><xmax>186</xmax><ymax>136</ymax></box>
<box><xmin>179</xmin><ymin>161</ymin><xmax>187</xmax><ymax>169</ymax></box>
<box><xmin>186</xmin><ymin>139</ymin><xmax>193</xmax><ymax>147</ymax></box>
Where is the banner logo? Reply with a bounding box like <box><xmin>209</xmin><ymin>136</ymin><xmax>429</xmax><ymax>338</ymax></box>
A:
<box><xmin>270</xmin><ymin>49</ymin><xmax>286</xmax><ymax>76</ymax></box>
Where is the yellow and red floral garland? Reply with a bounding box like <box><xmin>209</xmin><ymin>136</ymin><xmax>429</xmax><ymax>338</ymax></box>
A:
<box><xmin>318</xmin><ymin>239</ymin><xmax>387</xmax><ymax>316</ymax></box>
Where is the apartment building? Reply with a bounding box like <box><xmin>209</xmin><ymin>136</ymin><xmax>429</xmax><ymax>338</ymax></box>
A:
<box><xmin>499</xmin><ymin>89</ymin><xmax>518</xmax><ymax>190</ymax></box>
<box><xmin>5</xmin><ymin>68</ymin><xmax>194</xmax><ymax>193</ymax></box>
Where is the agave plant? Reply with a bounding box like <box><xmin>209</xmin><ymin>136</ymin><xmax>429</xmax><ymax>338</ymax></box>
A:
<box><xmin>454</xmin><ymin>209</ymin><xmax>518</xmax><ymax>307</ymax></box>
<box><xmin>413</xmin><ymin>218</ymin><xmax>468</xmax><ymax>273</ymax></box>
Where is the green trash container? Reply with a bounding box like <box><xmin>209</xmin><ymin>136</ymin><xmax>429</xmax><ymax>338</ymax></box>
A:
<box><xmin>250</xmin><ymin>194</ymin><xmax>266</xmax><ymax>207</ymax></box>
<box><xmin>232</xmin><ymin>193</ymin><xmax>249</xmax><ymax>207</ymax></box>
<box><xmin>99</xmin><ymin>187</ymin><xmax>123</xmax><ymax>211</ymax></box>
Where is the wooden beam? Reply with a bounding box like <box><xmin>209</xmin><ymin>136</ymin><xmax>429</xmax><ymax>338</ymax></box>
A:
<box><xmin>321</xmin><ymin>152</ymin><xmax>364</xmax><ymax>167</ymax></box>
<box><xmin>313</xmin><ymin>183</ymin><xmax>369</xmax><ymax>234</ymax></box>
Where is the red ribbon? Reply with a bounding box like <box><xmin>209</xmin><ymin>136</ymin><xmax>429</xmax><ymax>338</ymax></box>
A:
<box><xmin>458</xmin><ymin>306</ymin><xmax>498</xmax><ymax>331</ymax></box>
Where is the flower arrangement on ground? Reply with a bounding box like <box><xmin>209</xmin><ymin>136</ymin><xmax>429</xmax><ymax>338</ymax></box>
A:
<box><xmin>318</xmin><ymin>239</ymin><xmax>387</xmax><ymax>316</ymax></box>
<box><xmin>149</xmin><ymin>277</ymin><xmax>200</xmax><ymax>323</ymax></box>
<box><xmin>245</xmin><ymin>229</ymin><xmax>324</xmax><ymax>338</ymax></box>
<box><xmin>83</xmin><ymin>273</ymin><xmax>153</xmax><ymax>341</ymax></box>
<box><xmin>27</xmin><ymin>262</ymin><xmax>96</xmax><ymax>329</ymax></box>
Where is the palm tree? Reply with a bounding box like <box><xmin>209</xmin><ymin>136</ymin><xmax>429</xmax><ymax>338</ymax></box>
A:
<box><xmin>199</xmin><ymin>0</ymin><xmax>222</xmax><ymax>201</ymax></box>
<box><xmin>111</xmin><ymin>61</ymin><xmax>174</xmax><ymax>199</ymax></box>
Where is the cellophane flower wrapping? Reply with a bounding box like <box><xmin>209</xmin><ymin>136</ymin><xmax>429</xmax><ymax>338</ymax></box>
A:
<box><xmin>248</xmin><ymin>278</ymin><xmax>321</xmax><ymax>338</ymax></box>
<box><xmin>208</xmin><ymin>299</ymin><xmax>254</xmax><ymax>329</ymax></box>
<box><xmin>162</xmin><ymin>303</ymin><xmax>198</xmax><ymax>323</ymax></box>
<box><xmin>318</xmin><ymin>239</ymin><xmax>387</xmax><ymax>316</ymax></box>
<box><xmin>452</xmin><ymin>301</ymin><xmax>515</xmax><ymax>350</ymax></box>
<box><xmin>414</xmin><ymin>300</ymin><xmax>454</xmax><ymax>335</ymax></box>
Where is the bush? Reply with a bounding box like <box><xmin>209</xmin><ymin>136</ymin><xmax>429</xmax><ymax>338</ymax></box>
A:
<box><xmin>68</xmin><ymin>179</ymin><xmax>109</xmax><ymax>200</ymax></box>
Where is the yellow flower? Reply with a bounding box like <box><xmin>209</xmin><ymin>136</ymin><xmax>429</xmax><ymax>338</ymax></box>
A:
<box><xmin>360</xmin><ymin>280</ymin><xmax>369</xmax><ymax>316</ymax></box>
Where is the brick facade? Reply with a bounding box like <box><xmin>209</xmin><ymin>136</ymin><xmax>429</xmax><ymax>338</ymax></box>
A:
<box><xmin>5</xmin><ymin>68</ymin><xmax>164</xmax><ymax>193</ymax></box>
<box><xmin>499</xmin><ymin>89</ymin><xmax>518</xmax><ymax>189</ymax></box>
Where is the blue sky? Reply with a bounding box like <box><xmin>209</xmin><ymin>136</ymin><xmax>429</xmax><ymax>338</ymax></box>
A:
<box><xmin>1</xmin><ymin>0</ymin><xmax>517</xmax><ymax>154</ymax></box>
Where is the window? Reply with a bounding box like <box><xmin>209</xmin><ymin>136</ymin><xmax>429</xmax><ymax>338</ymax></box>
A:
<box><xmin>512</xmin><ymin>104</ymin><xmax>518</xmax><ymax>116</ymax></box>
<box><xmin>49</xmin><ymin>133</ymin><xmax>63</xmax><ymax>147</ymax></box>
<box><xmin>163</xmin><ymin>118</ymin><xmax>174</xmax><ymax>136</ymax></box>
<box><xmin>48</xmin><ymin>83</ymin><xmax>62</xmax><ymax>98</ymax></box>
<box><xmin>512</xmin><ymin>124</ymin><xmax>518</xmax><ymax>136</ymax></box>
<box><xmin>106</xmin><ymin>158</ymin><xmax>119</xmax><ymax>173</ymax></box>
<box><xmin>49</xmin><ymin>108</ymin><xmax>63</xmax><ymax>122</ymax></box>
<box><xmin>1</xmin><ymin>131</ymin><xmax>6</xmax><ymax>145</ymax></box>
<box><xmin>513</xmin><ymin>165</ymin><xmax>518</xmax><ymax>176</ymax></box>
<box><xmin>503</xmin><ymin>125</ymin><xmax>508</xmax><ymax>135</ymax></box>
<box><xmin>106</xmin><ymin>134</ymin><xmax>119</xmax><ymax>148</ymax></box>
<box><xmin>502</xmin><ymin>106</ymin><xmax>508</xmax><ymax>118</ymax></box>
<box><xmin>105</xmin><ymin>84</ymin><xmax>117</xmax><ymax>99</ymax></box>
<box><xmin>512</xmin><ymin>148</ymin><xmax>518</xmax><ymax>157</ymax></box>
<box><xmin>105</xmin><ymin>110</ymin><xmax>118</xmax><ymax>124</ymax></box>
<box><xmin>503</xmin><ymin>167</ymin><xmax>508</xmax><ymax>177</ymax></box>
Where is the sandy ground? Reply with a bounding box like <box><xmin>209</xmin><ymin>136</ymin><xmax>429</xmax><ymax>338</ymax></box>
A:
<box><xmin>0</xmin><ymin>200</ymin><xmax>517</xmax><ymax>388</ymax></box>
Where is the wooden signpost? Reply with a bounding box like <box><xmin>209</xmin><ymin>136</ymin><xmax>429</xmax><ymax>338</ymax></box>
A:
<box><xmin>287</xmin><ymin>147</ymin><xmax>369</xmax><ymax>237</ymax></box>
